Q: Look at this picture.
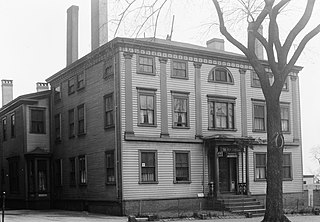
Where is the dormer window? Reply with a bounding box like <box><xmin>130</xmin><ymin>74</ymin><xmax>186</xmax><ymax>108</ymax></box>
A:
<box><xmin>208</xmin><ymin>67</ymin><xmax>233</xmax><ymax>84</ymax></box>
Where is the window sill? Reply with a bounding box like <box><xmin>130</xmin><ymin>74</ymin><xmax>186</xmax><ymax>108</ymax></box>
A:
<box><xmin>138</xmin><ymin>124</ymin><xmax>157</xmax><ymax>127</ymax></box>
<box><xmin>79</xmin><ymin>183</ymin><xmax>87</xmax><ymax>187</ymax></box>
<box><xmin>136</xmin><ymin>72</ymin><xmax>156</xmax><ymax>76</ymax></box>
<box><xmin>78</xmin><ymin>133</ymin><xmax>86</xmax><ymax>137</ymax></box>
<box><xmin>209</xmin><ymin>80</ymin><xmax>234</xmax><ymax>85</ymax></box>
<box><xmin>77</xmin><ymin>87</ymin><xmax>85</xmax><ymax>92</ymax></box>
<box><xmin>254</xmin><ymin>179</ymin><xmax>266</xmax><ymax>182</ymax></box>
<box><xmin>105</xmin><ymin>182</ymin><xmax>116</xmax><ymax>186</ymax></box>
<box><xmin>30</xmin><ymin>132</ymin><xmax>46</xmax><ymax>134</ymax></box>
<box><xmin>251</xmin><ymin>85</ymin><xmax>262</xmax><ymax>88</ymax></box>
<box><xmin>171</xmin><ymin>76</ymin><xmax>188</xmax><ymax>80</ymax></box>
<box><xmin>252</xmin><ymin>130</ymin><xmax>266</xmax><ymax>133</ymax></box>
<box><xmin>208</xmin><ymin>128</ymin><xmax>237</xmax><ymax>132</ymax></box>
<box><xmin>139</xmin><ymin>181</ymin><xmax>159</xmax><ymax>185</ymax></box>
<box><xmin>68</xmin><ymin>91</ymin><xmax>75</xmax><ymax>96</ymax></box>
<box><xmin>104</xmin><ymin>125</ymin><xmax>115</xmax><ymax>130</ymax></box>
<box><xmin>174</xmin><ymin>181</ymin><xmax>191</xmax><ymax>184</ymax></box>
<box><xmin>172</xmin><ymin>126</ymin><xmax>190</xmax><ymax>129</ymax></box>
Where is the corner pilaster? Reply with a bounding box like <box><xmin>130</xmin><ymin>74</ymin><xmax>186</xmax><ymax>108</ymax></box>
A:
<box><xmin>239</xmin><ymin>68</ymin><xmax>248</xmax><ymax>137</ymax></box>
<box><xmin>123</xmin><ymin>52</ymin><xmax>134</xmax><ymax>136</ymax></box>
<box><xmin>159</xmin><ymin>57</ymin><xmax>169</xmax><ymax>138</ymax></box>
<box><xmin>194</xmin><ymin>62</ymin><xmax>202</xmax><ymax>138</ymax></box>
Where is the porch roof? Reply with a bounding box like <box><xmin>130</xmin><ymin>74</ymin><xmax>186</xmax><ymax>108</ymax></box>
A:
<box><xmin>203</xmin><ymin>134</ymin><xmax>255</xmax><ymax>145</ymax></box>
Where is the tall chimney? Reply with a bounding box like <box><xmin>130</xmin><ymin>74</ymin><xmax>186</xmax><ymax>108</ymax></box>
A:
<box><xmin>91</xmin><ymin>0</ymin><xmax>108</xmax><ymax>51</ymax></box>
<box><xmin>36</xmin><ymin>82</ymin><xmax>49</xmax><ymax>92</ymax></box>
<box><xmin>255</xmin><ymin>25</ymin><xmax>264</xmax><ymax>60</ymax></box>
<box><xmin>67</xmin><ymin>5</ymin><xmax>79</xmax><ymax>66</ymax></box>
<box><xmin>1</xmin><ymin>80</ymin><xmax>13</xmax><ymax>106</ymax></box>
<box><xmin>206</xmin><ymin>38</ymin><xmax>225</xmax><ymax>51</ymax></box>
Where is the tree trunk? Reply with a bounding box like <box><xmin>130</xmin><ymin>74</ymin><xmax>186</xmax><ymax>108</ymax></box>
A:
<box><xmin>262</xmin><ymin>94</ymin><xmax>290</xmax><ymax>222</ymax></box>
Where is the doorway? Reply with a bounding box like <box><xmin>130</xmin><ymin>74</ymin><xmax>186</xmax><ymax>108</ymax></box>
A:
<box><xmin>219</xmin><ymin>157</ymin><xmax>237</xmax><ymax>193</ymax></box>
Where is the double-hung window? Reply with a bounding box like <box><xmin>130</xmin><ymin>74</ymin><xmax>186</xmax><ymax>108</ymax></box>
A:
<box><xmin>172</xmin><ymin>60</ymin><xmax>187</xmax><ymax>78</ymax></box>
<box><xmin>283</xmin><ymin>153</ymin><xmax>292</xmax><ymax>180</ymax></box>
<box><xmin>138</xmin><ymin>88</ymin><xmax>156</xmax><ymax>126</ymax></box>
<box><xmin>54</xmin><ymin>114</ymin><xmax>61</xmax><ymax>141</ymax></box>
<box><xmin>105</xmin><ymin>151</ymin><xmax>115</xmax><ymax>184</ymax></box>
<box><xmin>77</xmin><ymin>72</ymin><xmax>85</xmax><ymax>90</ymax></box>
<box><xmin>79</xmin><ymin>155</ymin><xmax>87</xmax><ymax>185</ymax></box>
<box><xmin>255</xmin><ymin>153</ymin><xmax>267</xmax><ymax>180</ymax></box>
<box><xmin>252</xmin><ymin>72</ymin><xmax>261</xmax><ymax>87</ymax></box>
<box><xmin>2</xmin><ymin>117</ymin><xmax>7</xmax><ymax>141</ymax></box>
<box><xmin>174</xmin><ymin>151</ymin><xmax>190</xmax><ymax>183</ymax></box>
<box><xmin>172</xmin><ymin>92</ymin><xmax>189</xmax><ymax>128</ymax></box>
<box><xmin>208</xmin><ymin>97</ymin><xmax>235</xmax><ymax>130</ymax></box>
<box><xmin>69</xmin><ymin>157</ymin><xmax>76</xmax><ymax>186</ymax></box>
<box><xmin>30</xmin><ymin>108</ymin><xmax>45</xmax><ymax>134</ymax></box>
<box><xmin>54</xmin><ymin>85</ymin><xmax>61</xmax><ymax>102</ymax></box>
<box><xmin>77</xmin><ymin>104</ymin><xmax>86</xmax><ymax>135</ymax></box>
<box><xmin>104</xmin><ymin>94</ymin><xmax>114</xmax><ymax>128</ymax></box>
<box><xmin>68</xmin><ymin>109</ymin><xmax>75</xmax><ymax>138</ymax></box>
<box><xmin>138</xmin><ymin>56</ymin><xmax>154</xmax><ymax>74</ymax></box>
<box><xmin>11</xmin><ymin>114</ymin><xmax>15</xmax><ymax>138</ymax></box>
<box><xmin>55</xmin><ymin>159</ymin><xmax>63</xmax><ymax>187</ymax></box>
<box><xmin>140</xmin><ymin>151</ymin><xmax>157</xmax><ymax>183</ymax></box>
<box><xmin>68</xmin><ymin>77</ymin><xmax>75</xmax><ymax>94</ymax></box>
<box><xmin>281</xmin><ymin>106</ymin><xmax>290</xmax><ymax>132</ymax></box>
<box><xmin>253</xmin><ymin>103</ymin><xmax>266</xmax><ymax>132</ymax></box>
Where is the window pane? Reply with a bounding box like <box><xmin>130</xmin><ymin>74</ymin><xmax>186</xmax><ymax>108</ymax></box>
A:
<box><xmin>141</xmin><ymin>152</ymin><xmax>156</xmax><ymax>182</ymax></box>
<box><xmin>38</xmin><ymin>160</ymin><xmax>47</xmax><ymax>192</ymax></box>
<box><xmin>175</xmin><ymin>153</ymin><xmax>189</xmax><ymax>181</ymax></box>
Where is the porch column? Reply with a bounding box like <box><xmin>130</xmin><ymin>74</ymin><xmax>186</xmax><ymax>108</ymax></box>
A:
<box><xmin>124</xmin><ymin>52</ymin><xmax>134</xmax><ymax>136</ymax></box>
<box><xmin>214</xmin><ymin>145</ymin><xmax>220</xmax><ymax>197</ymax></box>
<box><xmin>290</xmin><ymin>73</ymin><xmax>301</xmax><ymax>142</ymax></box>
<box><xmin>194</xmin><ymin>62</ymin><xmax>202</xmax><ymax>138</ymax></box>
<box><xmin>246</xmin><ymin>146</ymin><xmax>251</xmax><ymax>196</ymax></box>
<box><xmin>159</xmin><ymin>57</ymin><xmax>169</xmax><ymax>137</ymax></box>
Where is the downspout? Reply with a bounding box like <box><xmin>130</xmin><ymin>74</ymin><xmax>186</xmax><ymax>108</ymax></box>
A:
<box><xmin>202</xmin><ymin>141</ymin><xmax>205</xmax><ymax>194</ymax></box>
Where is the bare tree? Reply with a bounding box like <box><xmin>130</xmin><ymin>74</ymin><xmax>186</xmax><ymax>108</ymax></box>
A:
<box><xmin>212</xmin><ymin>0</ymin><xmax>320</xmax><ymax>221</ymax></box>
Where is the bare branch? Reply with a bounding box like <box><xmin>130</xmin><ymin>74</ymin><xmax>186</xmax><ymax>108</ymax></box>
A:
<box><xmin>114</xmin><ymin>0</ymin><xmax>138</xmax><ymax>37</ymax></box>
<box><xmin>153</xmin><ymin>0</ymin><xmax>169</xmax><ymax>38</ymax></box>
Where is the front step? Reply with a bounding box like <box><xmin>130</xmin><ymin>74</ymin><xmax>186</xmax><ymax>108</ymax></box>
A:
<box><xmin>217</xmin><ymin>195</ymin><xmax>265</xmax><ymax>217</ymax></box>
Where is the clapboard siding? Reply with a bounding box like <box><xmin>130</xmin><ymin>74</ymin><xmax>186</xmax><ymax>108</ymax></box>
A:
<box><xmin>249</xmin><ymin>145</ymin><xmax>303</xmax><ymax>195</ymax></box>
<box><xmin>122</xmin><ymin>140</ymin><xmax>206</xmax><ymax>200</ymax></box>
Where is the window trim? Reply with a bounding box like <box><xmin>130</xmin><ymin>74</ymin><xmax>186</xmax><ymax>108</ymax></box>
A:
<box><xmin>105</xmin><ymin>151</ymin><xmax>116</xmax><ymax>185</ymax></box>
<box><xmin>252</xmin><ymin>102</ymin><xmax>266</xmax><ymax>133</ymax></box>
<box><xmin>29</xmin><ymin>107</ymin><xmax>46</xmax><ymax>134</ymax></box>
<box><xmin>54</xmin><ymin>113</ymin><xmax>62</xmax><ymax>142</ymax></box>
<box><xmin>137</xmin><ymin>55</ymin><xmax>156</xmax><ymax>75</ymax></box>
<box><xmin>171</xmin><ymin>91</ymin><xmax>190</xmax><ymax>129</ymax></box>
<box><xmin>254</xmin><ymin>152</ymin><xmax>267</xmax><ymax>181</ymax></box>
<box><xmin>208</xmin><ymin>67</ymin><xmax>234</xmax><ymax>84</ymax></box>
<box><xmin>139</xmin><ymin>150</ymin><xmax>158</xmax><ymax>184</ymax></box>
<box><xmin>104</xmin><ymin>93</ymin><xmax>115</xmax><ymax>128</ymax></box>
<box><xmin>78</xmin><ymin>155</ymin><xmax>87</xmax><ymax>186</ymax></box>
<box><xmin>173</xmin><ymin>151</ymin><xmax>191</xmax><ymax>184</ymax></box>
<box><xmin>77</xmin><ymin>71</ymin><xmax>86</xmax><ymax>91</ymax></box>
<box><xmin>77</xmin><ymin>104</ymin><xmax>86</xmax><ymax>136</ymax></box>
<box><xmin>283</xmin><ymin>153</ymin><xmax>293</xmax><ymax>181</ymax></box>
<box><xmin>171</xmin><ymin>60</ymin><xmax>188</xmax><ymax>79</ymax></box>
<box><xmin>104</xmin><ymin>59</ymin><xmax>114</xmax><ymax>80</ymax></box>
<box><xmin>281</xmin><ymin>105</ymin><xmax>291</xmax><ymax>133</ymax></box>
<box><xmin>68</xmin><ymin>109</ymin><xmax>75</xmax><ymax>138</ymax></box>
<box><xmin>207</xmin><ymin>96</ymin><xmax>236</xmax><ymax>131</ymax></box>
<box><xmin>68</xmin><ymin>77</ymin><xmax>76</xmax><ymax>95</ymax></box>
<box><xmin>137</xmin><ymin>88</ymin><xmax>157</xmax><ymax>127</ymax></box>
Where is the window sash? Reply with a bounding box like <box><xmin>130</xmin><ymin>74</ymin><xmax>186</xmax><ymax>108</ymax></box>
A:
<box><xmin>30</xmin><ymin>109</ymin><xmax>45</xmax><ymax>134</ymax></box>
<box><xmin>172</xmin><ymin>61</ymin><xmax>187</xmax><ymax>78</ymax></box>
<box><xmin>138</xmin><ymin>56</ymin><xmax>154</xmax><ymax>73</ymax></box>
<box><xmin>68</xmin><ymin>109</ymin><xmax>75</xmax><ymax>137</ymax></box>
<box><xmin>55</xmin><ymin>159</ymin><xmax>63</xmax><ymax>186</ymax></box>
<box><xmin>209</xmin><ymin>101</ymin><xmax>234</xmax><ymax>129</ymax></box>
<box><xmin>77</xmin><ymin>105</ymin><xmax>85</xmax><ymax>135</ymax></box>
<box><xmin>68</xmin><ymin>78</ymin><xmax>75</xmax><ymax>94</ymax></box>
<box><xmin>140</xmin><ymin>152</ymin><xmax>156</xmax><ymax>182</ymax></box>
<box><xmin>175</xmin><ymin>152</ymin><xmax>190</xmax><ymax>182</ymax></box>
<box><xmin>69</xmin><ymin>158</ymin><xmax>76</xmax><ymax>186</ymax></box>
<box><xmin>11</xmin><ymin>114</ymin><xmax>15</xmax><ymax>138</ymax></box>
<box><xmin>139</xmin><ymin>94</ymin><xmax>154</xmax><ymax>125</ymax></box>
<box><xmin>54</xmin><ymin>114</ymin><xmax>61</xmax><ymax>140</ymax></box>
<box><xmin>173</xmin><ymin>97</ymin><xmax>188</xmax><ymax>127</ymax></box>
<box><xmin>255</xmin><ymin>154</ymin><xmax>267</xmax><ymax>180</ymax></box>
<box><xmin>2</xmin><ymin>117</ymin><xmax>7</xmax><ymax>141</ymax></box>
<box><xmin>281</xmin><ymin>107</ymin><xmax>289</xmax><ymax>132</ymax></box>
<box><xmin>106</xmin><ymin>152</ymin><xmax>115</xmax><ymax>183</ymax></box>
<box><xmin>253</xmin><ymin>105</ymin><xmax>265</xmax><ymax>131</ymax></box>
<box><xmin>77</xmin><ymin>73</ymin><xmax>85</xmax><ymax>89</ymax></box>
<box><xmin>105</xmin><ymin>95</ymin><xmax>114</xmax><ymax>127</ymax></box>
<box><xmin>79</xmin><ymin>156</ymin><xmax>87</xmax><ymax>185</ymax></box>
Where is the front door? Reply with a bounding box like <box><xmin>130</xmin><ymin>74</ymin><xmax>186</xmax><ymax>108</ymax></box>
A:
<box><xmin>219</xmin><ymin>157</ymin><xmax>237</xmax><ymax>193</ymax></box>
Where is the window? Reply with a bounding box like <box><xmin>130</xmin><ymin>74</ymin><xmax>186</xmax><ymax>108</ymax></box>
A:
<box><xmin>172</xmin><ymin>60</ymin><xmax>187</xmax><ymax>78</ymax></box>
<box><xmin>283</xmin><ymin>153</ymin><xmax>292</xmax><ymax>180</ymax></box>
<box><xmin>69</xmin><ymin>157</ymin><xmax>76</xmax><ymax>186</ymax></box>
<box><xmin>2</xmin><ymin>117</ymin><xmax>7</xmax><ymax>141</ymax></box>
<box><xmin>30</xmin><ymin>108</ymin><xmax>45</xmax><ymax>134</ymax></box>
<box><xmin>77</xmin><ymin>104</ymin><xmax>86</xmax><ymax>135</ymax></box>
<box><xmin>281</xmin><ymin>106</ymin><xmax>290</xmax><ymax>132</ymax></box>
<box><xmin>172</xmin><ymin>92</ymin><xmax>189</xmax><ymax>128</ymax></box>
<box><xmin>208</xmin><ymin>99</ymin><xmax>235</xmax><ymax>130</ymax></box>
<box><xmin>252</xmin><ymin>71</ymin><xmax>261</xmax><ymax>87</ymax></box>
<box><xmin>255</xmin><ymin>153</ymin><xmax>266</xmax><ymax>180</ymax></box>
<box><xmin>174</xmin><ymin>151</ymin><xmax>190</xmax><ymax>183</ymax></box>
<box><xmin>55</xmin><ymin>159</ymin><xmax>63</xmax><ymax>187</ymax></box>
<box><xmin>54</xmin><ymin>85</ymin><xmax>61</xmax><ymax>102</ymax></box>
<box><xmin>8</xmin><ymin>157</ymin><xmax>19</xmax><ymax>193</ymax></box>
<box><xmin>209</xmin><ymin>67</ymin><xmax>233</xmax><ymax>84</ymax></box>
<box><xmin>138</xmin><ymin>56</ymin><xmax>154</xmax><ymax>74</ymax></box>
<box><xmin>54</xmin><ymin>114</ymin><xmax>61</xmax><ymax>141</ymax></box>
<box><xmin>68</xmin><ymin>77</ymin><xmax>75</xmax><ymax>94</ymax></box>
<box><xmin>68</xmin><ymin>109</ymin><xmax>75</xmax><ymax>138</ymax></box>
<box><xmin>105</xmin><ymin>151</ymin><xmax>115</xmax><ymax>184</ymax></box>
<box><xmin>37</xmin><ymin>160</ymin><xmax>48</xmax><ymax>192</ymax></box>
<box><xmin>138</xmin><ymin>89</ymin><xmax>156</xmax><ymax>126</ymax></box>
<box><xmin>104</xmin><ymin>94</ymin><xmax>114</xmax><ymax>127</ymax></box>
<box><xmin>253</xmin><ymin>104</ymin><xmax>266</xmax><ymax>132</ymax></box>
<box><xmin>77</xmin><ymin>72</ymin><xmax>85</xmax><ymax>90</ymax></box>
<box><xmin>140</xmin><ymin>151</ymin><xmax>157</xmax><ymax>183</ymax></box>
<box><xmin>104</xmin><ymin>64</ymin><xmax>114</xmax><ymax>79</ymax></box>
<box><xmin>79</xmin><ymin>156</ymin><xmax>87</xmax><ymax>185</ymax></box>
<box><xmin>11</xmin><ymin>114</ymin><xmax>15</xmax><ymax>138</ymax></box>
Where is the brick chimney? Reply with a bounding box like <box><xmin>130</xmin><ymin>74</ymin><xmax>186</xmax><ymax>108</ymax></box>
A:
<box><xmin>206</xmin><ymin>38</ymin><xmax>225</xmax><ymax>51</ymax></box>
<box><xmin>1</xmin><ymin>80</ymin><xmax>13</xmax><ymax>106</ymax></box>
<box><xmin>36</xmin><ymin>82</ymin><xmax>49</xmax><ymax>92</ymax></box>
<box><xmin>91</xmin><ymin>0</ymin><xmax>108</xmax><ymax>51</ymax></box>
<box><xmin>66</xmin><ymin>5</ymin><xmax>79</xmax><ymax>66</ymax></box>
<box><xmin>255</xmin><ymin>25</ymin><xmax>264</xmax><ymax>60</ymax></box>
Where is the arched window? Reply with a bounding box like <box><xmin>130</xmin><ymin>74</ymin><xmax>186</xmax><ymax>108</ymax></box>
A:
<box><xmin>208</xmin><ymin>67</ymin><xmax>234</xmax><ymax>84</ymax></box>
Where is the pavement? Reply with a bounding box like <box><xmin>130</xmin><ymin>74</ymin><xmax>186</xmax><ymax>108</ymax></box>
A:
<box><xmin>1</xmin><ymin>210</ymin><xmax>320</xmax><ymax>222</ymax></box>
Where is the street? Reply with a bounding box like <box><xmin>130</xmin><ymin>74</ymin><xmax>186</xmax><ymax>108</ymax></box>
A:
<box><xmin>1</xmin><ymin>210</ymin><xmax>320</xmax><ymax>222</ymax></box>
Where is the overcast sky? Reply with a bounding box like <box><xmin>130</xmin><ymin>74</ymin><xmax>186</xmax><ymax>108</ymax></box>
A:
<box><xmin>0</xmin><ymin>0</ymin><xmax>319</xmax><ymax>174</ymax></box>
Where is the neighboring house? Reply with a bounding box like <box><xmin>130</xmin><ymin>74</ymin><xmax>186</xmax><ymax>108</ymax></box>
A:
<box><xmin>44</xmin><ymin>37</ymin><xmax>303</xmax><ymax>215</ymax></box>
<box><xmin>0</xmin><ymin>83</ymin><xmax>51</xmax><ymax>209</ymax></box>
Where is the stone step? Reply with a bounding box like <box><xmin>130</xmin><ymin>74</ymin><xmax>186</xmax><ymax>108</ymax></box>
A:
<box><xmin>228</xmin><ymin>204</ymin><xmax>265</xmax><ymax>211</ymax></box>
<box><xmin>224</xmin><ymin>200</ymin><xmax>261</xmax><ymax>207</ymax></box>
<box><xmin>232</xmin><ymin>208</ymin><xmax>266</xmax><ymax>214</ymax></box>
